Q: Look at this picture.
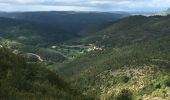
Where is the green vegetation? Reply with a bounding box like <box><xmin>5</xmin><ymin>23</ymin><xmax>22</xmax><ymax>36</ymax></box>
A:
<box><xmin>70</xmin><ymin>15</ymin><xmax>170</xmax><ymax>48</ymax></box>
<box><xmin>0</xmin><ymin>11</ymin><xmax>128</xmax><ymax>34</ymax></box>
<box><xmin>0</xmin><ymin>48</ymin><xmax>91</xmax><ymax>100</ymax></box>
<box><xmin>56</xmin><ymin>15</ymin><xmax>170</xmax><ymax>99</ymax></box>
<box><xmin>0</xmin><ymin>17</ymin><xmax>77</xmax><ymax>45</ymax></box>
<box><xmin>0</xmin><ymin>13</ymin><xmax>170</xmax><ymax>99</ymax></box>
<box><xmin>115</xmin><ymin>89</ymin><xmax>133</xmax><ymax>100</ymax></box>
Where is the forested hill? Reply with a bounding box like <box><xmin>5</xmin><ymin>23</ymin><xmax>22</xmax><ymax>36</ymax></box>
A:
<box><xmin>57</xmin><ymin>15</ymin><xmax>170</xmax><ymax>99</ymax></box>
<box><xmin>0</xmin><ymin>11</ymin><xmax>129</xmax><ymax>34</ymax></box>
<box><xmin>0</xmin><ymin>17</ymin><xmax>77</xmax><ymax>45</ymax></box>
<box><xmin>0</xmin><ymin>48</ymin><xmax>92</xmax><ymax>99</ymax></box>
<box><xmin>1</xmin><ymin>11</ymin><xmax>170</xmax><ymax>99</ymax></box>
<box><xmin>70</xmin><ymin>15</ymin><xmax>170</xmax><ymax>48</ymax></box>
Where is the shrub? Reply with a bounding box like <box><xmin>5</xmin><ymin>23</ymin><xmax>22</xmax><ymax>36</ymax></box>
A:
<box><xmin>116</xmin><ymin>89</ymin><xmax>133</xmax><ymax>100</ymax></box>
<box><xmin>153</xmin><ymin>83</ymin><xmax>161</xmax><ymax>89</ymax></box>
<box><xmin>121</xmin><ymin>76</ymin><xmax>130</xmax><ymax>83</ymax></box>
<box><xmin>164</xmin><ymin>79</ymin><xmax>170</xmax><ymax>87</ymax></box>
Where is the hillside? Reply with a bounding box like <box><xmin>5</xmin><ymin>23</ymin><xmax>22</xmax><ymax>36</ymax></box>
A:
<box><xmin>0</xmin><ymin>48</ymin><xmax>92</xmax><ymax>100</ymax></box>
<box><xmin>0</xmin><ymin>11</ymin><xmax>129</xmax><ymax>34</ymax></box>
<box><xmin>69</xmin><ymin>15</ymin><xmax>170</xmax><ymax>48</ymax></box>
<box><xmin>57</xmin><ymin>15</ymin><xmax>170</xmax><ymax>99</ymax></box>
<box><xmin>0</xmin><ymin>17</ymin><xmax>79</xmax><ymax>63</ymax></box>
<box><xmin>0</xmin><ymin>17</ymin><xmax>77</xmax><ymax>45</ymax></box>
<box><xmin>0</xmin><ymin>12</ymin><xmax>128</xmax><ymax>63</ymax></box>
<box><xmin>0</xmin><ymin>12</ymin><xmax>170</xmax><ymax>100</ymax></box>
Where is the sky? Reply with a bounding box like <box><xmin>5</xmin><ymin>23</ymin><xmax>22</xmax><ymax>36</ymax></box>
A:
<box><xmin>0</xmin><ymin>0</ymin><xmax>170</xmax><ymax>12</ymax></box>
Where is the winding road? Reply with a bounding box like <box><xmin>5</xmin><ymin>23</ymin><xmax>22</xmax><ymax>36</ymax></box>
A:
<box><xmin>27</xmin><ymin>53</ymin><xmax>44</xmax><ymax>62</ymax></box>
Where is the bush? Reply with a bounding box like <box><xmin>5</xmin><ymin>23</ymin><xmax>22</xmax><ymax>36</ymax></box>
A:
<box><xmin>164</xmin><ymin>79</ymin><xmax>170</xmax><ymax>87</ymax></box>
<box><xmin>116</xmin><ymin>89</ymin><xmax>133</xmax><ymax>100</ymax></box>
<box><xmin>112</xmin><ymin>76</ymin><xmax>130</xmax><ymax>85</ymax></box>
<box><xmin>153</xmin><ymin>83</ymin><xmax>161</xmax><ymax>89</ymax></box>
<box><xmin>121</xmin><ymin>76</ymin><xmax>130</xmax><ymax>83</ymax></box>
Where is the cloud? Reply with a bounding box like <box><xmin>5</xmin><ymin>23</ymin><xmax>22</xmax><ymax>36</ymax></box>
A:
<box><xmin>0</xmin><ymin>0</ymin><xmax>170</xmax><ymax>12</ymax></box>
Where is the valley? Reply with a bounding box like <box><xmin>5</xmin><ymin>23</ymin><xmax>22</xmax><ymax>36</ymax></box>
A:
<box><xmin>0</xmin><ymin>11</ymin><xmax>170</xmax><ymax>100</ymax></box>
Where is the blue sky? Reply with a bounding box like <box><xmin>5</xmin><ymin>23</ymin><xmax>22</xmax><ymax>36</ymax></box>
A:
<box><xmin>0</xmin><ymin>0</ymin><xmax>170</xmax><ymax>12</ymax></box>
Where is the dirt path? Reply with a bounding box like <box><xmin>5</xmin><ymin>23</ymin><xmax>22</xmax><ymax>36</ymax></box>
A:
<box><xmin>27</xmin><ymin>53</ymin><xmax>43</xmax><ymax>62</ymax></box>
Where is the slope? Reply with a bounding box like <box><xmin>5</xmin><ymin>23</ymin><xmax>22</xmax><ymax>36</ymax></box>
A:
<box><xmin>0</xmin><ymin>48</ymin><xmax>92</xmax><ymax>100</ymax></box>
<box><xmin>0</xmin><ymin>17</ymin><xmax>77</xmax><ymax>45</ymax></box>
<box><xmin>57</xmin><ymin>15</ymin><xmax>170</xmax><ymax>99</ymax></box>
<box><xmin>0</xmin><ymin>17</ymin><xmax>79</xmax><ymax>62</ymax></box>
<box><xmin>70</xmin><ymin>15</ymin><xmax>170</xmax><ymax>48</ymax></box>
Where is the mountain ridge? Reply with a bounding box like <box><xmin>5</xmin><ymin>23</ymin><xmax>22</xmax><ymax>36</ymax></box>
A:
<box><xmin>0</xmin><ymin>11</ymin><xmax>129</xmax><ymax>34</ymax></box>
